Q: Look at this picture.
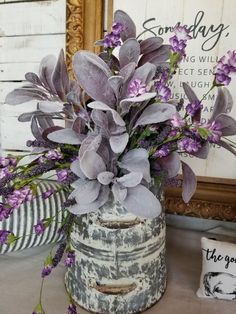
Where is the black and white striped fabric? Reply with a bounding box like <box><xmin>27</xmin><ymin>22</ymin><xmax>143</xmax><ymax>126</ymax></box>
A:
<box><xmin>0</xmin><ymin>181</ymin><xmax>67</xmax><ymax>254</ymax></box>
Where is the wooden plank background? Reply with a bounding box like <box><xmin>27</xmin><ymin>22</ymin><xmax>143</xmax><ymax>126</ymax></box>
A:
<box><xmin>0</xmin><ymin>0</ymin><xmax>66</xmax><ymax>151</ymax></box>
<box><xmin>113</xmin><ymin>0</ymin><xmax>236</xmax><ymax>180</ymax></box>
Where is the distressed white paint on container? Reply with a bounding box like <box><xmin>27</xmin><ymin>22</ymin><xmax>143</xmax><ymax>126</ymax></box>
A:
<box><xmin>65</xmin><ymin>199</ymin><xmax>166</xmax><ymax>314</ymax></box>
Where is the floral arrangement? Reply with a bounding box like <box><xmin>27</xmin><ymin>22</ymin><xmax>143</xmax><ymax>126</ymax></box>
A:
<box><xmin>1</xmin><ymin>10</ymin><xmax>236</xmax><ymax>314</ymax></box>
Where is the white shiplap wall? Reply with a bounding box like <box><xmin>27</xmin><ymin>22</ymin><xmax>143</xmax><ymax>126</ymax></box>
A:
<box><xmin>0</xmin><ymin>0</ymin><xmax>66</xmax><ymax>152</ymax></box>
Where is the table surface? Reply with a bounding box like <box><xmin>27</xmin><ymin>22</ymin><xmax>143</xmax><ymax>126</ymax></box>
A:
<box><xmin>0</xmin><ymin>227</ymin><xmax>235</xmax><ymax>314</ymax></box>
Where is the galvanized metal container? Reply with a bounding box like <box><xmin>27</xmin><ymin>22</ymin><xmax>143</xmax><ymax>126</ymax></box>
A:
<box><xmin>65</xmin><ymin>197</ymin><xmax>166</xmax><ymax>314</ymax></box>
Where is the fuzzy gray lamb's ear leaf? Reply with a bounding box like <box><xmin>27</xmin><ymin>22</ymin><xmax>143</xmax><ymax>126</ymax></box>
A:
<box><xmin>52</xmin><ymin>49</ymin><xmax>70</xmax><ymax>100</ymax></box>
<box><xmin>47</xmin><ymin>128</ymin><xmax>85</xmax><ymax>144</ymax></box>
<box><xmin>97</xmin><ymin>171</ymin><xmax>114</xmax><ymax>185</ymax></box>
<box><xmin>182</xmin><ymin>82</ymin><xmax>199</xmax><ymax>104</ymax></box>
<box><xmin>39</xmin><ymin>54</ymin><xmax>57</xmax><ymax>93</ymax></box>
<box><xmin>140</xmin><ymin>37</ymin><xmax>164</xmax><ymax>55</ymax></box>
<box><xmin>119</xmin><ymin>62</ymin><xmax>136</xmax><ymax>83</ymax></box>
<box><xmin>108</xmin><ymin>76</ymin><xmax>124</xmax><ymax>101</ymax></box>
<box><xmin>134</xmin><ymin>103</ymin><xmax>176</xmax><ymax>127</ymax></box>
<box><xmin>31</xmin><ymin>116</ymin><xmax>42</xmax><ymax>140</ymax></box>
<box><xmin>119</xmin><ymin>38</ymin><xmax>140</xmax><ymax>68</ymax></box>
<box><xmin>38</xmin><ymin>101</ymin><xmax>62</xmax><ymax>113</ymax></box>
<box><xmin>123</xmin><ymin>184</ymin><xmax>161</xmax><ymax>218</ymax></box>
<box><xmin>132</xmin><ymin>62</ymin><xmax>157</xmax><ymax>85</ymax></box>
<box><xmin>80</xmin><ymin>150</ymin><xmax>106</xmax><ymax>180</ymax></box>
<box><xmin>120</xmin><ymin>92</ymin><xmax>156</xmax><ymax>115</ymax></box>
<box><xmin>191</xmin><ymin>142</ymin><xmax>209</xmax><ymax>159</ymax></box>
<box><xmin>73</xmin><ymin>51</ymin><xmax>116</xmax><ymax>106</ymax></box>
<box><xmin>117</xmin><ymin>172</ymin><xmax>143</xmax><ymax>187</ymax></box>
<box><xmin>17</xmin><ymin>147</ymin><xmax>47</xmax><ymax>167</ymax></box>
<box><xmin>215</xmin><ymin>114</ymin><xmax>236</xmax><ymax>136</ymax></box>
<box><xmin>112</xmin><ymin>183</ymin><xmax>127</xmax><ymax>202</ymax></box>
<box><xmin>119</xmin><ymin>148</ymin><xmax>151</xmax><ymax>183</ymax></box>
<box><xmin>181</xmin><ymin>161</ymin><xmax>197</xmax><ymax>203</ymax></box>
<box><xmin>138</xmin><ymin>45</ymin><xmax>171</xmax><ymax>67</ymax></box>
<box><xmin>109</xmin><ymin>133</ymin><xmax>129</xmax><ymax>154</ymax></box>
<box><xmin>70</xmin><ymin>160</ymin><xmax>86</xmax><ymax>179</ymax></box>
<box><xmin>79</xmin><ymin>133</ymin><xmax>102</xmax><ymax>159</ymax></box>
<box><xmin>74</xmin><ymin>180</ymin><xmax>101</xmax><ymax>205</ymax></box>
<box><xmin>91</xmin><ymin>109</ymin><xmax>109</xmax><ymax>130</ymax></box>
<box><xmin>88</xmin><ymin>101</ymin><xmax>125</xmax><ymax>126</ymax></box>
<box><xmin>210</xmin><ymin>88</ymin><xmax>233</xmax><ymax>122</ymax></box>
<box><xmin>5</xmin><ymin>88</ymin><xmax>46</xmax><ymax>105</ymax></box>
<box><xmin>218</xmin><ymin>140</ymin><xmax>236</xmax><ymax>156</ymax></box>
<box><xmin>18</xmin><ymin>111</ymin><xmax>40</xmax><ymax>122</ymax></box>
<box><xmin>114</xmin><ymin>10</ymin><xmax>136</xmax><ymax>41</ymax></box>
<box><xmin>25</xmin><ymin>72</ymin><xmax>43</xmax><ymax>86</ymax></box>
<box><xmin>158</xmin><ymin>152</ymin><xmax>181</xmax><ymax>178</ymax></box>
<box><xmin>68</xmin><ymin>185</ymin><xmax>110</xmax><ymax>215</ymax></box>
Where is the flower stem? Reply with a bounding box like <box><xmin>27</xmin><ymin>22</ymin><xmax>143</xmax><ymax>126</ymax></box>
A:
<box><xmin>200</xmin><ymin>84</ymin><xmax>215</xmax><ymax>103</ymax></box>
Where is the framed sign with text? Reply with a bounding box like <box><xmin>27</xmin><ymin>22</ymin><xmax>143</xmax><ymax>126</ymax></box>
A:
<box><xmin>66</xmin><ymin>0</ymin><xmax>236</xmax><ymax>221</ymax></box>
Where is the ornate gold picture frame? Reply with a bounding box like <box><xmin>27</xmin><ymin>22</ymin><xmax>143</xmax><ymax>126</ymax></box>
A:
<box><xmin>65</xmin><ymin>0</ymin><xmax>236</xmax><ymax>222</ymax></box>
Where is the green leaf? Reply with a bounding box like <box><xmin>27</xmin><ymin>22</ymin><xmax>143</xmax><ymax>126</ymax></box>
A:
<box><xmin>7</xmin><ymin>234</ymin><xmax>19</xmax><ymax>245</ymax></box>
<box><xmin>44</xmin><ymin>252</ymin><xmax>53</xmax><ymax>266</ymax></box>
<box><xmin>33</xmin><ymin>303</ymin><xmax>45</xmax><ymax>314</ymax></box>
<box><xmin>43</xmin><ymin>217</ymin><xmax>53</xmax><ymax>228</ymax></box>
<box><xmin>198</xmin><ymin>127</ymin><xmax>210</xmax><ymax>140</ymax></box>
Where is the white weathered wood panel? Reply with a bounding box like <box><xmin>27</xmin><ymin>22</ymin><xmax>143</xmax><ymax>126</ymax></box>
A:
<box><xmin>0</xmin><ymin>1</ymin><xmax>65</xmax><ymax>36</ymax></box>
<box><xmin>0</xmin><ymin>0</ymin><xmax>66</xmax><ymax>152</ymax></box>
<box><xmin>0</xmin><ymin>34</ymin><xmax>65</xmax><ymax>63</ymax></box>
<box><xmin>113</xmin><ymin>0</ymin><xmax>236</xmax><ymax>179</ymax></box>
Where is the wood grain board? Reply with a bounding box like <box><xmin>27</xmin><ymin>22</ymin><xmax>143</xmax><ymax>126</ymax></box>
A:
<box><xmin>0</xmin><ymin>0</ymin><xmax>66</xmax><ymax>151</ymax></box>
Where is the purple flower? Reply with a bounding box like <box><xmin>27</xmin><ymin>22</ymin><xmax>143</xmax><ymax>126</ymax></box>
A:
<box><xmin>41</xmin><ymin>265</ymin><xmax>53</xmax><ymax>278</ymax></box>
<box><xmin>34</xmin><ymin>220</ymin><xmax>46</xmax><ymax>235</ymax></box>
<box><xmin>38</xmin><ymin>156</ymin><xmax>47</xmax><ymax>164</ymax></box>
<box><xmin>0</xmin><ymin>230</ymin><xmax>11</xmax><ymax>245</ymax></box>
<box><xmin>45</xmin><ymin>149</ymin><xmax>62</xmax><ymax>160</ymax></box>
<box><xmin>103</xmin><ymin>33</ymin><xmax>121</xmax><ymax>49</ymax></box>
<box><xmin>0</xmin><ymin>157</ymin><xmax>17</xmax><ymax>168</ymax></box>
<box><xmin>204</xmin><ymin>121</ymin><xmax>222</xmax><ymax>143</ymax></box>
<box><xmin>102</xmin><ymin>22</ymin><xmax>124</xmax><ymax>49</ymax></box>
<box><xmin>155</xmin><ymin>83</ymin><xmax>171</xmax><ymax>101</ymax></box>
<box><xmin>169</xmin><ymin>25</ymin><xmax>192</xmax><ymax>57</ymax></box>
<box><xmin>64</xmin><ymin>251</ymin><xmax>76</xmax><ymax>267</ymax></box>
<box><xmin>52</xmin><ymin>242</ymin><xmax>67</xmax><ymax>267</ymax></box>
<box><xmin>128</xmin><ymin>79</ymin><xmax>146</xmax><ymax>97</ymax></box>
<box><xmin>169</xmin><ymin>36</ymin><xmax>187</xmax><ymax>55</ymax></box>
<box><xmin>186</xmin><ymin>100</ymin><xmax>203</xmax><ymax>117</ymax></box>
<box><xmin>0</xmin><ymin>157</ymin><xmax>10</xmax><ymax>167</ymax></box>
<box><xmin>67</xmin><ymin>303</ymin><xmax>77</xmax><ymax>314</ymax></box>
<box><xmin>153</xmin><ymin>145</ymin><xmax>171</xmax><ymax>158</ymax></box>
<box><xmin>0</xmin><ymin>204</ymin><xmax>13</xmax><ymax>221</ymax></box>
<box><xmin>0</xmin><ymin>167</ymin><xmax>11</xmax><ymax>180</ymax></box>
<box><xmin>111</xmin><ymin>22</ymin><xmax>124</xmax><ymax>35</ymax></box>
<box><xmin>215</xmin><ymin>50</ymin><xmax>236</xmax><ymax>85</ymax></box>
<box><xmin>171</xmin><ymin>113</ymin><xmax>186</xmax><ymax>128</ymax></box>
<box><xmin>56</xmin><ymin>169</ymin><xmax>68</xmax><ymax>182</ymax></box>
<box><xmin>42</xmin><ymin>188</ymin><xmax>55</xmax><ymax>199</ymax></box>
<box><xmin>174</xmin><ymin>25</ymin><xmax>192</xmax><ymax>41</ymax></box>
<box><xmin>7</xmin><ymin>186</ymin><xmax>33</xmax><ymax>210</ymax></box>
<box><xmin>178</xmin><ymin>137</ymin><xmax>201</xmax><ymax>153</ymax></box>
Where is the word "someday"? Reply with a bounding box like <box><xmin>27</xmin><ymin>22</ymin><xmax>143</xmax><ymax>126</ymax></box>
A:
<box><xmin>139</xmin><ymin>11</ymin><xmax>229</xmax><ymax>52</ymax></box>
